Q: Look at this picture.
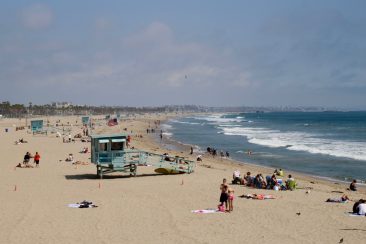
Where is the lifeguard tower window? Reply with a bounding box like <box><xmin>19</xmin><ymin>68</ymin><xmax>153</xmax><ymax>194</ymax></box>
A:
<box><xmin>99</xmin><ymin>140</ymin><xmax>109</xmax><ymax>151</ymax></box>
<box><xmin>111</xmin><ymin>138</ymin><xmax>125</xmax><ymax>151</ymax></box>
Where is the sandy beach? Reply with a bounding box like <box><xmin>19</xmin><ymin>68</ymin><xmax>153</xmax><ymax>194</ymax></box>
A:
<box><xmin>1</xmin><ymin>114</ymin><xmax>365</xmax><ymax>244</ymax></box>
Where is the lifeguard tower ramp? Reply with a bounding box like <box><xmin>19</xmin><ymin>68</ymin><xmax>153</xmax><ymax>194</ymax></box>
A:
<box><xmin>31</xmin><ymin>120</ymin><xmax>47</xmax><ymax>135</ymax></box>
<box><xmin>91</xmin><ymin>134</ymin><xmax>196</xmax><ymax>178</ymax></box>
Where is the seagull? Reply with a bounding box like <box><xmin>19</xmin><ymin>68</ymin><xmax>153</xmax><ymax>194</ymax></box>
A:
<box><xmin>339</xmin><ymin>238</ymin><xmax>343</xmax><ymax>243</ymax></box>
<box><xmin>296</xmin><ymin>212</ymin><xmax>301</xmax><ymax>216</ymax></box>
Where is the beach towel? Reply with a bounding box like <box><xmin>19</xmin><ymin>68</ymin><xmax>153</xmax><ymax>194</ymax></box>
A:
<box><xmin>191</xmin><ymin>209</ymin><xmax>222</xmax><ymax>214</ymax></box>
<box><xmin>346</xmin><ymin>212</ymin><xmax>365</xmax><ymax>217</ymax></box>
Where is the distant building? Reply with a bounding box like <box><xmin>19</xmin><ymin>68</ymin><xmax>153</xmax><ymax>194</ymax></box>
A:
<box><xmin>51</xmin><ymin>102</ymin><xmax>72</xmax><ymax>109</ymax></box>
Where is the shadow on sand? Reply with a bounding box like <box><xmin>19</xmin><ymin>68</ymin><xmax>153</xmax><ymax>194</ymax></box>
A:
<box><xmin>65</xmin><ymin>173</ymin><xmax>178</xmax><ymax>180</ymax></box>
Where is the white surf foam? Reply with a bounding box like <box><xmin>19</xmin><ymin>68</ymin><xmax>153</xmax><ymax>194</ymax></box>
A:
<box><xmin>170</xmin><ymin>119</ymin><xmax>200</xmax><ymax>125</ymax></box>
<box><xmin>221</xmin><ymin>126</ymin><xmax>366</xmax><ymax>161</ymax></box>
<box><xmin>195</xmin><ymin>114</ymin><xmax>244</xmax><ymax>124</ymax></box>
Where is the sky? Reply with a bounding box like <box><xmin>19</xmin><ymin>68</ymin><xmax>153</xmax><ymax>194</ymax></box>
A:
<box><xmin>0</xmin><ymin>0</ymin><xmax>366</xmax><ymax>108</ymax></box>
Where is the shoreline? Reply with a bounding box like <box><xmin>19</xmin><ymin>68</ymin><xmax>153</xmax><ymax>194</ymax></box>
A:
<box><xmin>159</xmin><ymin>113</ymin><xmax>366</xmax><ymax>187</ymax></box>
<box><xmin>156</xmin><ymin>116</ymin><xmax>366</xmax><ymax>192</ymax></box>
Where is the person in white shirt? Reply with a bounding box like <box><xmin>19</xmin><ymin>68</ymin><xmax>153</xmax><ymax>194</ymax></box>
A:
<box><xmin>358</xmin><ymin>203</ymin><xmax>366</xmax><ymax>215</ymax></box>
<box><xmin>232</xmin><ymin>170</ymin><xmax>241</xmax><ymax>184</ymax></box>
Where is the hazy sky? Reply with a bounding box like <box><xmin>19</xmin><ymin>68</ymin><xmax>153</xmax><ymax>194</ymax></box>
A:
<box><xmin>1</xmin><ymin>0</ymin><xmax>366</xmax><ymax>108</ymax></box>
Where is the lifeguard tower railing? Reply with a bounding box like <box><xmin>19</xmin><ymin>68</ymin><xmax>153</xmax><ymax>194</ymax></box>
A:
<box><xmin>147</xmin><ymin>152</ymin><xmax>196</xmax><ymax>174</ymax></box>
<box><xmin>93</xmin><ymin>150</ymin><xmax>195</xmax><ymax>178</ymax></box>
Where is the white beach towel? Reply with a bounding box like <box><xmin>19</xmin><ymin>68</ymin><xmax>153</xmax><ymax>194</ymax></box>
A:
<box><xmin>191</xmin><ymin>209</ymin><xmax>222</xmax><ymax>214</ymax></box>
<box><xmin>346</xmin><ymin>212</ymin><xmax>365</xmax><ymax>217</ymax></box>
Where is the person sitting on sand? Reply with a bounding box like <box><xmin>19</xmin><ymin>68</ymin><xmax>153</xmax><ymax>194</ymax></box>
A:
<box><xmin>326</xmin><ymin>194</ymin><xmax>350</xmax><ymax>203</ymax></box>
<box><xmin>232</xmin><ymin>170</ymin><xmax>241</xmax><ymax>184</ymax></box>
<box><xmin>357</xmin><ymin>201</ymin><xmax>366</xmax><ymax>216</ymax></box>
<box><xmin>353</xmin><ymin>199</ymin><xmax>365</xmax><ymax>214</ymax></box>
<box><xmin>196</xmin><ymin>155</ymin><xmax>202</xmax><ymax>162</ymax></box>
<box><xmin>349</xmin><ymin>179</ymin><xmax>357</xmax><ymax>191</ymax></box>
<box><xmin>259</xmin><ymin>174</ymin><xmax>267</xmax><ymax>189</ymax></box>
<box><xmin>270</xmin><ymin>174</ymin><xmax>279</xmax><ymax>190</ymax></box>
<box><xmin>244</xmin><ymin>172</ymin><xmax>253</xmax><ymax>186</ymax></box>
<box><xmin>286</xmin><ymin>175</ymin><xmax>297</xmax><ymax>190</ymax></box>
<box><xmin>65</xmin><ymin>154</ymin><xmax>74</xmax><ymax>162</ymax></box>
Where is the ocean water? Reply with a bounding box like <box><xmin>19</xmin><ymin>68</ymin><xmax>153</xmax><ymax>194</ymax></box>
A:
<box><xmin>162</xmin><ymin>112</ymin><xmax>366</xmax><ymax>183</ymax></box>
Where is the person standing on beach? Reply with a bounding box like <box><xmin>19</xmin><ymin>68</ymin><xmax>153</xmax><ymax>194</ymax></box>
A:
<box><xmin>190</xmin><ymin>146</ymin><xmax>193</xmax><ymax>155</ymax></box>
<box><xmin>219</xmin><ymin>179</ymin><xmax>228</xmax><ymax>211</ymax></box>
<box><xmin>23</xmin><ymin>152</ymin><xmax>31</xmax><ymax>165</ymax></box>
<box><xmin>228</xmin><ymin>188</ymin><xmax>235</xmax><ymax>212</ymax></box>
<box><xmin>34</xmin><ymin>152</ymin><xmax>41</xmax><ymax>168</ymax></box>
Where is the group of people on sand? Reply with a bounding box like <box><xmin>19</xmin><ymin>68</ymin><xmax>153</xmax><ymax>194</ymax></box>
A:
<box><xmin>206</xmin><ymin>147</ymin><xmax>230</xmax><ymax>158</ymax></box>
<box><xmin>17</xmin><ymin>151</ymin><xmax>41</xmax><ymax>168</ymax></box>
<box><xmin>231</xmin><ymin>169</ymin><xmax>297</xmax><ymax>191</ymax></box>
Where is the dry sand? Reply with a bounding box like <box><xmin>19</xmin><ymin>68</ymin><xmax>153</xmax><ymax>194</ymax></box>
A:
<box><xmin>0</xmin><ymin>115</ymin><xmax>365</xmax><ymax>244</ymax></box>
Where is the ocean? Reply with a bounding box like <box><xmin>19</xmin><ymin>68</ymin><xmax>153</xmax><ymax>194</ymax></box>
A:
<box><xmin>162</xmin><ymin>111</ymin><xmax>366</xmax><ymax>183</ymax></box>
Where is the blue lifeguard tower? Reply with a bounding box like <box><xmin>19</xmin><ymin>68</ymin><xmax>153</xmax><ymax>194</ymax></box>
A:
<box><xmin>31</xmin><ymin>120</ymin><xmax>46</xmax><ymax>135</ymax></box>
<box><xmin>82</xmin><ymin>116</ymin><xmax>90</xmax><ymax>126</ymax></box>
<box><xmin>90</xmin><ymin>133</ymin><xmax>196</xmax><ymax>178</ymax></box>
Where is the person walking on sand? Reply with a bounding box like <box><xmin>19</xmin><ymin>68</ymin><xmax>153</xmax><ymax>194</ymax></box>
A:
<box><xmin>34</xmin><ymin>152</ymin><xmax>41</xmax><ymax>168</ymax></box>
<box><xmin>190</xmin><ymin>146</ymin><xmax>193</xmax><ymax>155</ymax></box>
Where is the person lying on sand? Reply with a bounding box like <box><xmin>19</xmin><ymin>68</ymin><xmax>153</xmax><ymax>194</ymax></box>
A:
<box><xmin>326</xmin><ymin>194</ymin><xmax>350</xmax><ymax>203</ymax></box>
<box><xmin>239</xmin><ymin>193</ymin><xmax>276</xmax><ymax>200</ymax></box>
<box><xmin>16</xmin><ymin>163</ymin><xmax>34</xmax><ymax>168</ymax></box>
<box><xmin>72</xmin><ymin>161</ymin><xmax>89</xmax><ymax>165</ymax></box>
<box><xmin>15</xmin><ymin>138</ymin><xmax>27</xmax><ymax>145</ymax></box>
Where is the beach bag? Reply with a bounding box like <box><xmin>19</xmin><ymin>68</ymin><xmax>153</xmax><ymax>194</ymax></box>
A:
<box><xmin>273</xmin><ymin>185</ymin><xmax>279</xmax><ymax>191</ymax></box>
<box><xmin>218</xmin><ymin>205</ymin><xmax>225</xmax><ymax>212</ymax></box>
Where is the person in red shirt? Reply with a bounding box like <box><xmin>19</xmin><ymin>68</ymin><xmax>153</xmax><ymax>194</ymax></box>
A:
<box><xmin>34</xmin><ymin>152</ymin><xmax>41</xmax><ymax>168</ymax></box>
